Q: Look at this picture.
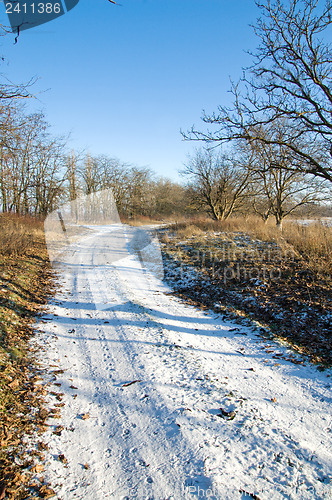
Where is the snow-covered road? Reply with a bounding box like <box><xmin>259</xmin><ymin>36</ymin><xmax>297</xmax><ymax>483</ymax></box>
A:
<box><xmin>38</xmin><ymin>225</ymin><xmax>332</xmax><ymax>499</ymax></box>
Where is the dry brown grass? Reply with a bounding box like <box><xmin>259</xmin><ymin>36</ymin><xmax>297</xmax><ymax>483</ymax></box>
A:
<box><xmin>120</xmin><ymin>215</ymin><xmax>163</xmax><ymax>226</ymax></box>
<box><xmin>0</xmin><ymin>214</ymin><xmax>44</xmax><ymax>256</ymax></box>
<box><xmin>174</xmin><ymin>216</ymin><xmax>283</xmax><ymax>241</ymax></box>
<box><xmin>170</xmin><ymin>216</ymin><xmax>332</xmax><ymax>276</ymax></box>
<box><xmin>282</xmin><ymin>222</ymin><xmax>332</xmax><ymax>275</ymax></box>
<box><xmin>176</xmin><ymin>224</ymin><xmax>204</xmax><ymax>239</ymax></box>
<box><xmin>162</xmin><ymin>215</ymin><xmax>331</xmax><ymax>366</ymax></box>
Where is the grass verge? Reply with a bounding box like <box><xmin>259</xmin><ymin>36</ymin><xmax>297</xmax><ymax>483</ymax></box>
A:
<box><xmin>0</xmin><ymin>215</ymin><xmax>56</xmax><ymax>499</ymax></box>
<box><xmin>160</xmin><ymin>217</ymin><xmax>332</xmax><ymax>367</ymax></box>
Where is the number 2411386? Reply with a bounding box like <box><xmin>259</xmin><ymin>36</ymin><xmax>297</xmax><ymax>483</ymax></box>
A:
<box><xmin>5</xmin><ymin>3</ymin><xmax>62</xmax><ymax>14</ymax></box>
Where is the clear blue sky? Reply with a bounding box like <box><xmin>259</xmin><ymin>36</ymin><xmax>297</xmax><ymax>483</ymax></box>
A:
<box><xmin>0</xmin><ymin>0</ymin><xmax>260</xmax><ymax>182</ymax></box>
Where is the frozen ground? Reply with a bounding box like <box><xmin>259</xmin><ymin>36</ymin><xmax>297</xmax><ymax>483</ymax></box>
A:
<box><xmin>36</xmin><ymin>225</ymin><xmax>332</xmax><ymax>500</ymax></box>
<box><xmin>291</xmin><ymin>217</ymin><xmax>332</xmax><ymax>227</ymax></box>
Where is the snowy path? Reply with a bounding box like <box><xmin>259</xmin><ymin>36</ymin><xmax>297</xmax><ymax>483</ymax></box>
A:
<box><xmin>38</xmin><ymin>225</ymin><xmax>332</xmax><ymax>500</ymax></box>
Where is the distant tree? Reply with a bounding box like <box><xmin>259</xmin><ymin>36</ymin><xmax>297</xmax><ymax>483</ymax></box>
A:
<box><xmin>0</xmin><ymin>104</ymin><xmax>21</xmax><ymax>212</ymax></box>
<box><xmin>181</xmin><ymin>148</ymin><xmax>253</xmax><ymax>221</ymax></box>
<box><xmin>0</xmin><ymin>107</ymin><xmax>66</xmax><ymax>215</ymax></box>
<box><xmin>249</xmin><ymin>140</ymin><xmax>328</xmax><ymax>227</ymax></box>
<box><xmin>95</xmin><ymin>155</ymin><xmax>131</xmax><ymax>215</ymax></box>
<box><xmin>66</xmin><ymin>152</ymin><xmax>80</xmax><ymax>202</ymax></box>
<box><xmin>78</xmin><ymin>157</ymin><xmax>158</xmax><ymax>219</ymax></box>
<box><xmin>126</xmin><ymin>167</ymin><xmax>155</xmax><ymax>218</ymax></box>
<box><xmin>151</xmin><ymin>178</ymin><xmax>188</xmax><ymax>217</ymax></box>
<box><xmin>32</xmin><ymin>137</ymin><xmax>66</xmax><ymax>216</ymax></box>
<box><xmin>79</xmin><ymin>154</ymin><xmax>102</xmax><ymax>196</ymax></box>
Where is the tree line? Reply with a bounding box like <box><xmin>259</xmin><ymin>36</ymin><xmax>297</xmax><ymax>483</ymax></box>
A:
<box><xmin>0</xmin><ymin>0</ymin><xmax>331</xmax><ymax>225</ymax></box>
<box><xmin>0</xmin><ymin>103</ymin><xmax>187</xmax><ymax>218</ymax></box>
<box><xmin>0</xmin><ymin>102</ymin><xmax>329</xmax><ymax>225</ymax></box>
<box><xmin>183</xmin><ymin>136</ymin><xmax>329</xmax><ymax>228</ymax></box>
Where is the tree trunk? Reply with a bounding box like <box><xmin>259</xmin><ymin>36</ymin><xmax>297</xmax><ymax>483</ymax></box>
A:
<box><xmin>275</xmin><ymin>217</ymin><xmax>283</xmax><ymax>229</ymax></box>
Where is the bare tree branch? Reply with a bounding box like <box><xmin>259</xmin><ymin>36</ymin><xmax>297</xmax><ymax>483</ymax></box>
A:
<box><xmin>184</xmin><ymin>0</ymin><xmax>332</xmax><ymax>183</ymax></box>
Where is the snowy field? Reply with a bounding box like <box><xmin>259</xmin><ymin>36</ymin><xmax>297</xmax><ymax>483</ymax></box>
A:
<box><xmin>291</xmin><ymin>218</ymin><xmax>332</xmax><ymax>227</ymax></box>
<box><xmin>36</xmin><ymin>225</ymin><xmax>332</xmax><ymax>499</ymax></box>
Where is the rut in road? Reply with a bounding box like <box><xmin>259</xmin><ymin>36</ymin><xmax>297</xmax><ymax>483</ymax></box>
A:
<box><xmin>37</xmin><ymin>225</ymin><xmax>332</xmax><ymax>500</ymax></box>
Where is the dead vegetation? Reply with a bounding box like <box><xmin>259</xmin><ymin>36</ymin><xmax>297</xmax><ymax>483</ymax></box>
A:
<box><xmin>0</xmin><ymin>215</ymin><xmax>45</xmax><ymax>257</ymax></box>
<box><xmin>120</xmin><ymin>215</ymin><xmax>164</xmax><ymax>226</ymax></box>
<box><xmin>169</xmin><ymin>216</ymin><xmax>332</xmax><ymax>276</ymax></box>
<box><xmin>282</xmin><ymin>222</ymin><xmax>332</xmax><ymax>276</ymax></box>
<box><xmin>0</xmin><ymin>215</ymin><xmax>56</xmax><ymax>499</ymax></box>
<box><xmin>160</xmin><ymin>216</ymin><xmax>332</xmax><ymax>367</ymax></box>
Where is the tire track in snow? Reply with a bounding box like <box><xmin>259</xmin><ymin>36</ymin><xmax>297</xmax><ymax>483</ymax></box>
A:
<box><xmin>37</xmin><ymin>225</ymin><xmax>332</xmax><ymax>500</ymax></box>
<box><xmin>42</xmin><ymin>245</ymin><xmax>216</xmax><ymax>498</ymax></box>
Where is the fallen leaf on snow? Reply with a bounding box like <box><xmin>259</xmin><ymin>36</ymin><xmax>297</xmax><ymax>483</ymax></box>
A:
<box><xmin>32</xmin><ymin>464</ymin><xmax>44</xmax><ymax>473</ymax></box>
<box><xmin>217</xmin><ymin>408</ymin><xmax>237</xmax><ymax>420</ymax></box>
<box><xmin>37</xmin><ymin>442</ymin><xmax>48</xmax><ymax>451</ymax></box>
<box><xmin>53</xmin><ymin>425</ymin><xmax>64</xmax><ymax>436</ymax></box>
<box><xmin>58</xmin><ymin>454</ymin><xmax>68</xmax><ymax>464</ymax></box>
<box><xmin>39</xmin><ymin>485</ymin><xmax>56</xmax><ymax>498</ymax></box>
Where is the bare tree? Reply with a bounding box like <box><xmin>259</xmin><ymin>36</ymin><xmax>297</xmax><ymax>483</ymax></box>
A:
<box><xmin>185</xmin><ymin>0</ymin><xmax>332</xmax><ymax>183</ymax></box>
<box><xmin>0</xmin><ymin>21</ymin><xmax>35</xmax><ymax>99</ymax></box>
<box><xmin>66</xmin><ymin>151</ymin><xmax>80</xmax><ymax>201</ymax></box>
<box><xmin>126</xmin><ymin>167</ymin><xmax>155</xmax><ymax>218</ymax></box>
<box><xmin>152</xmin><ymin>178</ymin><xmax>188</xmax><ymax>217</ymax></box>
<box><xmin>80</xmin><ymin>154</ymin><xmax>102</xmax><ymax>195</ymax></box>
<box><xmin>95</xmin><ymin>155</ymin><xmax>131</xmax><ymax>215</ymax></box>
<box><xmin>0</xmin><ymin>107</ymin><xmax>40</xmax><ymax>214</ymax></box>
<box><xmin>0</xmin><ymin>107</ymin><xmax>66</xmax><ymax>216</ymax></box>
<box><xmin>247</xmin><ymin>131</ymin><xmax>328</xmax><ymax>227</ymax></box>
<box><xmin>32</xmin><ymin>137</ymin><xmax>66</xmax><ymax>216</ymax></box>
<box><xmin>77</xmin><ymin>156</ymin><xmax>158</xmax><ymax>219</ymax></box>
<box><xmin>181</xmin><ymin>148</ymin><xmax>253</xmax><ymax>220</ymax></box>
<box><xmin>0</xmin><ymin>104</ymin><xmax>20</xmax><ymax>212</ymax></box>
